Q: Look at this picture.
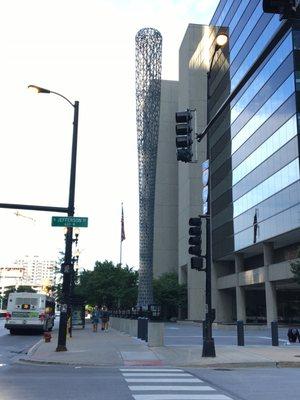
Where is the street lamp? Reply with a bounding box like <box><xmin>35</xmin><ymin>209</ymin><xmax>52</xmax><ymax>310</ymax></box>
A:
<box><xmin>28</xmin><ymin>84</ymin><xmax>79</xmax><ymax>352</ymax></box>
<box><xmin>199</xmin><ymin>32</ymin><xmax>228</xmax><ymax>358</ymax></box>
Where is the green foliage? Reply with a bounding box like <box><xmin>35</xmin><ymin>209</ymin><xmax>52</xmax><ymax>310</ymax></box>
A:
<box><xmin>2</xmin><ymin>285</ymin><xmax>37</xmax><ymax>309</ymax></box>
<box><xmin>16</xmin><ymin>286</ymin><xmax>37</xmax><ymax>293</ymax></box>
<box><xmin>291</xmin><ymin>257</ymin><xmax>300</xmax><ymax>284</ymax></box>
<box><xmin>74</xmin><ymin>260</ymin><xmax>138</xmax><ymax>309</ymax></box>
<box><xmin>153</xmin><ymin>272</ymin><xmax>187</xmax><ymax>319</ymax></box>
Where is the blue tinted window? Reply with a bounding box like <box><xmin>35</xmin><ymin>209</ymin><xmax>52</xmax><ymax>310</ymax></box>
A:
<box><xmin>231</xmin><ymin>34</ymin><xmax>293</xmax><ymax>123</ymax></box>
<box><xmin>231</xmin><ymin>15</ymin><xmax>282</xmax><ymax>90</ymax></box>
<box><xmin>233</xmin><ymin>159</ymin><xmax>299</xmax><ymax>217</ymax></box>
<box><xmin>232</xmin><ymin>115</ymin><xmax>297</xmax><ymax>185</ymax></box>
<box><xmin>230</xmin><ymin>4</ymin><xmax>262</xmax><ymax>61</ymax></box>
<box><xmin>232</xmin><ymin>74</ymin><xmax>295</xmax><ymax>153</ymax></box>
<box><xmin>215</xmin><ymin>0</ymin><xmax>233</xmax><ymax>28</ymax></box>
<box><xmin>229</xmin><ymin>0</ymin><xmax>251</xmax><ymax>35</ymax></box>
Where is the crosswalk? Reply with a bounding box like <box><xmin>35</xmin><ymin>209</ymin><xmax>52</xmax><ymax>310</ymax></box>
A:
<box><xmin>120</xmin><ymin>368</ymin><xmax>234</xmax><ymax>400</ymax></box>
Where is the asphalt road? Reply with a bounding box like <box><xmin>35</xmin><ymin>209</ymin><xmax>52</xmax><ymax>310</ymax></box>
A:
<box><xmin>0</xmin><ymin>362</ymin><xmax>300</xmax><ymax>400</ymax></box>
<box><xmin>0</xmin><ymin>317</ymin><xmax>61</xmax><ymax>370</ymax></box>
<box><xmin>0</xmin><ymin>318</ymin><xmax>43</xmax><ymax>369</ymax></box>
<box><xmin>1</xmin><ymin>319</ymin><xmax>300</xmax><ymax>399</ymax></box>
<box><xmin>164</xmin><ymin>322</ymin><xmax>299</xmax><ymax>347</ymax></box>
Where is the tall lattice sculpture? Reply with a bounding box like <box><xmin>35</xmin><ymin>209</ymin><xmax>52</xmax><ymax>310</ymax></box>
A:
<box><xmin>135</xmin><ymin>28</ymin><xmax>162</xmax><ymax>308</ymax></box>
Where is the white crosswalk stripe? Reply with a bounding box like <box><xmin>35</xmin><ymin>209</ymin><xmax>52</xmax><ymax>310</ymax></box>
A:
<box><xmin>123</xmin><ymin>373</ymin><xmax>192</xmax><ymax>377</ymax></box>
<box><xmin>120</xmin><ymin>369</ymin><xmax>183</xmax><ymax>372</ymax></box>
<box><xmin>132</xmin><ymin>396</ymin><xmax>231</xmax><ymax>400</ymax></box>
<box><xmin>125</xmin><ymin>378</ymin><xmax>202</xmax><ymax>383</ymax></box>
<box><xmin>120</xmin><ymin>368</ymin><xmax>234</xmax><ymax>400</ymax></box>
<box><xmin>129</xmin><ymin>386</ymin><xmax>214</xmax><ymax>391</ymax></box>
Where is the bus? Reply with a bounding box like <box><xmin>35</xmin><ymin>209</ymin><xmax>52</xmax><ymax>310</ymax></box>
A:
<box><xmin>5</xmin><ymin>292</ymin><xmax>55</xmax><ymax>334</ymax></box>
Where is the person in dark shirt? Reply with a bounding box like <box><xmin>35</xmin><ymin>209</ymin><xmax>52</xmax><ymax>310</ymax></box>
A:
<box><xmin>91</xmin><ymin>306</ymin><xmax>100</xmax><ymax>332</ymax></box>
<box><xmin>101</xmin><ymin>306</ymin><xmax>110</xmax><ymax>331</ymax></box>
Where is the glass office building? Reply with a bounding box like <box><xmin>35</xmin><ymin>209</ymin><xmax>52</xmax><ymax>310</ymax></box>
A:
<box><xmin>208</xmin><ymin>0</ymin><xmax>300</xmax><ymax>323</ymax></box>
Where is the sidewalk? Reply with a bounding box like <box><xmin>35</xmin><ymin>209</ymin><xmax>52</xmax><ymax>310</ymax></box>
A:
<box><xmin>20</xmin><ymin>325</ymin><xmax>300</xmax><ymax>368</ymax></box>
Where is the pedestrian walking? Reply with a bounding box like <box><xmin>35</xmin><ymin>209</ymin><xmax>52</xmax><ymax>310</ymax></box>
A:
<box><xmin>101</xmin><ymin>306</ymin><xmax>110</xmax><ymax>331</ymax></box>
<box><xmin>91</xmin><ymin>306</ymin><xmax>100</xmax><ymax>332</ymax></box>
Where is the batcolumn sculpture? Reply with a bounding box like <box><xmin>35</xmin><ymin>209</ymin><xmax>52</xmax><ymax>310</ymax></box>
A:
<box><xmin>135</xmin><ymin>28</ymin><xmax>162</xmax><ymax>309</ymax></box>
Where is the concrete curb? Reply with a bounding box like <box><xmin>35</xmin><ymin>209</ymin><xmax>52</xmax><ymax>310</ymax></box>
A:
<box><xmin>17</xmin><ymin>357</ymin><xmax>300</xmax><ymax>369</ymax></box>
<box><xmin>17</xmin><ymin>358</ymin><xmax>125</xmax><ymax>367</ymax></box>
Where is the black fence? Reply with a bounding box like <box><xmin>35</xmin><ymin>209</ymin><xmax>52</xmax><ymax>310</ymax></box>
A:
<box><xmin>111</xmin><ymin>305</ymin><xmax>161</xmax><ymax>321</ymax></box>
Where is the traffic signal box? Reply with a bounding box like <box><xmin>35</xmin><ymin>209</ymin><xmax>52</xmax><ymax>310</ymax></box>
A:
<box><xmin>175</xmin><ymin>110</ymin><xmax>193</xmax><ymax>163</ymax></box>
<box><xmin>188</xmin><ymin>217</ymin><xmax>206</xmax><ymax>271</ymax></box>
<box><xmin>263</xmin><ymin>0</ymin><xmax>300</xmax><ymax>17</ymax></box>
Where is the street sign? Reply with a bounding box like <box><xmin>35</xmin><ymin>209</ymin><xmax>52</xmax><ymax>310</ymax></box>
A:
<box><xmin>51</xmin><ymin>216</ymin><xmax>88</xmax><ymax>227</ymax></box>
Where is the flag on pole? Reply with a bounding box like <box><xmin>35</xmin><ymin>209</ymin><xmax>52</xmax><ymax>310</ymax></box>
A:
<box><xmin>121</xmin><ymin>203</ymin><xmax>126</xmax><ymax>241</ymax></box>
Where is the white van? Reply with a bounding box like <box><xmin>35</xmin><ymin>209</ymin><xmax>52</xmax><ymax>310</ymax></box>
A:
<box><xmin>5</xmin><ymin>292</ymin><xmax>55</xmax><ymax>334</ymax></box>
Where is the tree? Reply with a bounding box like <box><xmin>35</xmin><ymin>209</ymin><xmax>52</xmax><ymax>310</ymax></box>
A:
<box><xmin>16</xmin><ymin>286</ymin><xmax>37</xmax><ymax>293</ymax></box>
<box><xmin>291</xmin><ymin>253</ymin><xmax>300</xmax><ymax>284</ymax></box>
<box><xmin>74</xmin><ymin>260</ymin><xmax>138</xmax><ymax>309</ymax></box>
<box><xmin>2</xmin><ymin>285</ymin><xmax>37</xmax><ymax>309</ymax></box>
<box><xmin>153</xmin><ymin>272</ymin><xmax>187</xmax><ymax>320</ymax></box>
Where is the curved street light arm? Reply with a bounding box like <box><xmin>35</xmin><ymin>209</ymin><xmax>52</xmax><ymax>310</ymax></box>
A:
<box><xmin>50</xmin><ymin>91</ymin><xmax>75</xmax><ymax>108</ymax></box>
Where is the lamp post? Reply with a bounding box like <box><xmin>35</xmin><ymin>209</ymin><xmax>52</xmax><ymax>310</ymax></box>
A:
<box><xmin>199</xmin><ymin>33</ymin><xmax>228</xmax><ymax>358</ymax></box>
<box><xmin>28</xmin><ymin>85</ymin><xmax>79</xmax><ymax>352</ymax></box>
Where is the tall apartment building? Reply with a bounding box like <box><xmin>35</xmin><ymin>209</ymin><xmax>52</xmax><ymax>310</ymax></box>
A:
<box><xmin>8</xmin><ymin>255</ymin><xmax>57</xmax><ymax>292</ymax></box>
<box><xmin>0</xmin><ymin>265</ymin><xmax>26</xmax><ymax>297</ymax></box>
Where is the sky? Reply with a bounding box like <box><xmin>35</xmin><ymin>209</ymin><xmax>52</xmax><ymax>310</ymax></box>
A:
<box><xmin>0</xmin><ymin>0</ymin><xmax>218</xmax><ymax>271</ymax></box>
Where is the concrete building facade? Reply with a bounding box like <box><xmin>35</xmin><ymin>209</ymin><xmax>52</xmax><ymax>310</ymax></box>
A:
<box><xmin>177</xmin><ymin>24</ymin><xmax>208</xmax><ymax>320</ymax></box>
<box><xmin>153</xmin><ymin>80</ymin><xmax>179</xmax><ymax>278</ymax></box>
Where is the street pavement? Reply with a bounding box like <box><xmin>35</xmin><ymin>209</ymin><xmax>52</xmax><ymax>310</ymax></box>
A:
<box><xmin>164</xmin><ymin>322</ymin><xmax>294</xmax><ymax>346</ymax></box>
<box><xmin>19</xmin><ymin>321</ymin><xmax>300</xmax><ymax>368</ymax></box>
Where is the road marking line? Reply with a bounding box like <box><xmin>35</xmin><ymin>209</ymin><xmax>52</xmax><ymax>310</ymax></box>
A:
<box><xmin>165</xmin><ymin>344</ymin><xmax>202</xmax><ymax>347</ymax></box>
<box><xmin>120</xmin><ymin>368</ymin><xmax>184</xmax><ymax>372</ymax></box>
<box><xmin>125</xmin><ymin>379</ymin><xmax>202</xmax><ymax>383</ymax></box>
<box><xmin>132</xmin><ymin>395</ymin><xmax>232</xmax><ymax>400</ymax></box>
<box><xmin>123</xmin><ymin>373</ymin><xmax>191</xmax><ymax>377</ymax></box>
<box><xmin>165</xmin><ymin>335</ymin><xmax>202</xmax><ymax>338</ymax></box>
<box><xmin>129</xmin><ymin>386</ymin><xmax>215</xmax><ymax>391</ymax></box>
<box><xmin>120</xmin><ymin>369</ymin><xmax>183</xmax><ymax>372</ymax></box>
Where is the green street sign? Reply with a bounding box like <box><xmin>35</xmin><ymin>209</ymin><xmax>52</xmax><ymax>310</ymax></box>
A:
<box><xmin>51</xmin><ymin>216</ymin><xmax>88</xmax><ymax>228</ymax></box>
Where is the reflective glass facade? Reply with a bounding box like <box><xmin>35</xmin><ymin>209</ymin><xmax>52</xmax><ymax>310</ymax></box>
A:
<box><xmin>209</xmin><ymin>1</ymin><xmax>300</xmax><ymax>260</ymax></box>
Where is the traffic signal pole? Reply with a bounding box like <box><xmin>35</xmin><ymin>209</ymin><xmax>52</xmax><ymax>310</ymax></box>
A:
<box><xmin>201</xmin><ymin>48</ymin><xmax>217</xmax><ymax>358</ymax></box>
<box><xmin>202</xmin><ymin>210</ymin><xmax>215</xmax><ymax>357</ymax></box>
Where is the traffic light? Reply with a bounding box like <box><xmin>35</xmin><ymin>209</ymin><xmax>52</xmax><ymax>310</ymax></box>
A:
<box><xmin>263</xmin><ymin>0</ymin><xmax>300</xmax><ymax>16</ymax></box>
<box><xmin>175</xmin><ymin>110</ymin><xmax>193</xmax><ymax>163</ymax></box>
<box><xmin>189</xmin><ymin>217</ymin><xmax>206</xmax><ymax>271</ymax></box>
<box><xmin>191</xmin><ymin>256</ymin><xmax>205</xmax><ymax>271</ymax></box>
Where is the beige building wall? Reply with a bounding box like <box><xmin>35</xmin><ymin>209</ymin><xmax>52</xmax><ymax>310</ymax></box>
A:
<box><xmin>153</xmin><ymin>80</ymin><xmax>179</xmax><ymax>278</ymax></box>
<box><xmin>178</xmin><ymin>24</ymin><xmax>208</xmax><ymax>320</ymax></box>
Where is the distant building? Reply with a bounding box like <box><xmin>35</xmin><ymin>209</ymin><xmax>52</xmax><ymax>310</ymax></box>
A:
<box><xmin>0</xmin><ymin>265</ymin><xmax>26</xmax><ymax>297</ymax></box>
<box><xmin>0</xmin><ymin>255</ymin><xmax>57</xmax><ymax>295</ymax></box>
